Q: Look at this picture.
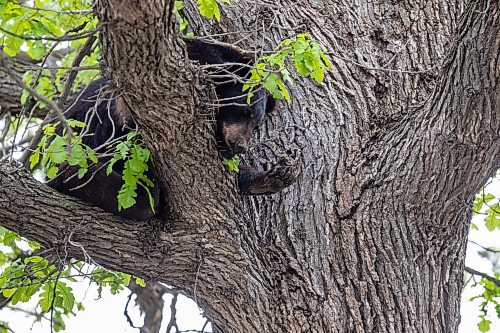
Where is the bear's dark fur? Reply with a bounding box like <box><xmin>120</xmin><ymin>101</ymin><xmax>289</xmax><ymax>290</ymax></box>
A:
<box><xmin>184</xmin><ymin>39</ymin><xmax>276</xmax><ymax>157</ymax></box>
<box><xmin>48</xmin><ymin>79</ymin><xmax>161</xmax><ymax>220</ymax></box>
<box><xmin>48</xmin><ymin>39</ymin><xmax>296</xmax><ymax>220</ymax></box>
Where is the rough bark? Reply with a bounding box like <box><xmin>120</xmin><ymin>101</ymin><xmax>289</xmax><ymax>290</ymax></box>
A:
<box><xmin>0</xmin><ymin>0</ymin><xmax>499</xmax><ymax>333</ymax></box>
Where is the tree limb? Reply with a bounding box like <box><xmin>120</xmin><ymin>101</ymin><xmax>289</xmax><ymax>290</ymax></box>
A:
<box><xmin>464</xmin><ymin>266</ymin><xmax>500</xmax><ymax>287</ymax></box>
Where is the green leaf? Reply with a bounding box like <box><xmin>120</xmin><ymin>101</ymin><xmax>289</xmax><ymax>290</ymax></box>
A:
<box><xmin>47</xmin><ymin>136</ymin><xmax>68</xmax><ymax>164</ymax></box>
<box><xmin>57</xmin><ymin>282</ymin><xmax>75</xmax><ymax>311</ymax></box>
<box><xmin>484</xmin><ymin>210</ymin><xmax>500</xmax><ymax>231</ymax></box>
<box><xmin>478</xmin><ymin>317</ymin><xmax>491</xmax><ymax>332</ymax></box>
<box><xmin>39</xmin><ymin>283</ymin><xmax>54</xmax><ymax>312</ymax></box>
<box><xmin>77</xmin><ymin>167</ymin><xmax>88</xmax><ymax>179</ymax></box>
<box><xmin>29</xmin><ymin>147</ymin><xmax>41</xmax><ymax>170</ymax></box>
<box><xmin>222</xmin><ymin>155</ymin><xmax>240</xmax><ymax>172</ymax></box>
<box><xmin>46</xmin><ymin>166</ymin><xmax>59</xmax><ymax>179</ymax></box>
<box><xmin>117</xmin><ymin>183</ymin><xmax>137</xmax><ymax>211</ymax></box>
<box><xmin>197</xmin><ymin>0</ymin><xmax>219</xmax><ymax>20</ymax></box>
<box><xmin>135</xmin><ymin>277</ymin><xmax>146</xmax><ymax>287</ymax></box>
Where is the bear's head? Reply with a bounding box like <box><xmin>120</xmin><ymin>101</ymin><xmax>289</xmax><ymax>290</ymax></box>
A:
<box><xmin>184</xmin><ymin>38</ymin><xmax>276</xmax><ymax>157</ymax></box>
<box><xmin>216</xmin><ymin>85</ymin><xmax>272</xmax><ymax>156</ymax></box>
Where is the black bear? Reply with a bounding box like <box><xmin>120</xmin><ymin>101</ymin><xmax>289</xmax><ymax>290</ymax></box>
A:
<box><xmin>183</xmin><ymin>39</ymin><xmax>298</xmax><ymax>195</ymax></box>
<box><xmin>48</xmin><ymin>40</ymin><xmax>298</xmax><ymax>219</ymax></box>
<box><xmin>183</xmin><ymin>39</ymin><xmax>275</xmax><ymax>156</ymax></box>
<box><xmin>48</xmin><ymin>78</ymin><xmax>161</xmax><ymax>220</ymax></box>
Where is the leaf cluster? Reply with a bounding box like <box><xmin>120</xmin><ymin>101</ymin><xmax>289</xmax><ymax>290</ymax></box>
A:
<box><xmin>473</xmin><ymin>191</ymin><xmax>500</xmax><ymax>231</ymax></box>
<box><xmin>0</xmin><ymin>229</ymin><xmax>146</xmax><ymax>332</ymax></box>
<box><xmin>197</xmin><ymin>0</ymin><xmax>231</xmax><ymax>22</ymax></box>
<box><xmin>222</xmin><ymin>155</ymin><xmax>240</xmax><ymax>173</ymax></box>
<box><xmin>469</xmin><ymin>276</ymin><xmax>500</xmax><ymax>332</ymax></box>
<box><xmin>29</xmin><ymin>119</ymin><xmax>97</xmax><ymax>179</ymax></box>
<box><xmin>0</xmin><ymin>0</ymin><xmax>99</xmax><ymax>105</ymax></box>
<box><xmin>243</xmin><ymin>34</ymin><xmax>331</xmax><ymax>103</ymax></box>
<box><xmin>107</xmin><ymin>132</ymin><xmax>156</xmax><ymax>212</ymax></box>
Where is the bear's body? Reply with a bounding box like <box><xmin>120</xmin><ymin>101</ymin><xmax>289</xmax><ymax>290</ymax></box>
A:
<box><xmin>48</xmin><ymin>79</ymin><xmax>161</xmax><ymax>220</ymax></box>
<box><xmin>48</xmin><ymin>40</ymin><xmax>296</xmax><ymax>220</ymax></box>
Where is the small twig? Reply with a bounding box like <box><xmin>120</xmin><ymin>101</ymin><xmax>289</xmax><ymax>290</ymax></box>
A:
<box><xmin>49</xmin><ymin>271</ymin><xmax>63</xmax><ymax>333</ymax></box>
<box><xmin>124</xmin><ymin>292</ymin><xmax>140</xmax><ymax>329</ymax></box>
<box><xmin>193</xmin><ymin>258</ymin><xmax>203</xmax><ymax>306</ymax></box>
<box><xmin>18</xmin><ymin>65</ymin><xmax>99</xmax><ymax>71</ymax></box>
<box><xmin>468</xmin><ymin>240</ymin><xmax>500</xmax><ymax>253</ymax></box>
<box><xmin>182</xmin><ymin>36</ymin><xmax>256</xmax><ymax>56</ymax></box>
<box><xmin>166</xmin><ymin>292</ymin><xmax>179</xmax><ymax>333</ymax></box>
<box><xmin>16</xmin><ymin>3</ymin><xmax>93</xmax><ymax>15</ymax></box>
<box><xmin>465</xmin><ymin>266</ymin><xmax>500</xmax><ymax>286</ymax></box>
<box><xmin>0</xmin><ymin>133</ymin><xmax>33</xmax><ymax>158</ymax></box>
<box><xmin>200</xmin><ymin>319</ymin><xmax>210</xmax><ymax>333</ymax></box>
<box><xmin>0</xmin><ymin>26</ymin><xmax>100</xmax><ymax>42</ymax></box>
<box><xmin>19</xmin><ymin>34</ymin><xmax>98</xmax><ymax>167</ymax></box>
<box><xmin>58</xmin><ymin>35</ymin><xmax>98</xmax><ymax>107</ymax></box>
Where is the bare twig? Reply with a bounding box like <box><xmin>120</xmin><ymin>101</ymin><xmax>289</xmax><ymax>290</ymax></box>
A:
<box><xmin>15</xmin><ymin>2</ymin><xmax>93</xmax><ymax>15</ymax></box>
<box><xmin>469</xmin><ymin>240</ymin><xmax>500</xmax><ymax>253</ymax></box>
<box><xmin>0</xmin><ymin>52</ymin><xmax>73</xmax><ymax>148</ymax></box>
<box><xmin>58</xmin><ymin>35</ymin><xmax>98</xmax><ymax>107</ymax></box>
<box><xmin>49</xmin><ymin>271</ymin><xmax>63</xmax><ymax>333</ymax></box>
<box><xmin>124</xmin><ymin>292</ymin><xmax>141</xmax><ymax>329</ymax></box>
<box><xmin>464</xmin><ymin>266</ymin><xmax>500</xmax><ymax>286</ymax></box>
<box><xmin>17</xmin><ymin>65</ymin><xmax>99</xmax><ymax>71</ymax></box>
<box><xmin>166</xmin><ymin>292</ymin><xmax>179</xmax><ymax>333</ymax></box>
<box><xmin>0</xmin><ymin>26</ymin><xmax>100</xmax><ymax>42</ymax></box>
<box><xmin>330</xmin><ymin>53</ymin><xmax>439</xmax><ymax>75</ymax></box>
<box><xmin>200</xmin><ymin>319</ymin><xmax>210</xmax><ymax>333</ymax></box>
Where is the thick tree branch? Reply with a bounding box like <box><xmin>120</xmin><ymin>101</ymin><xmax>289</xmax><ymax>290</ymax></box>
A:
<box><xmin>0</xmin><ymin>161</ymin><xmax>262</xmax><ymax>332</ymax></box>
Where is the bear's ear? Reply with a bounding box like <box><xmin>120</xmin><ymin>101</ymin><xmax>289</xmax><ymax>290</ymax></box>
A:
<box><xmin>183</xmin><ymin>38</ymin><xmax>251</xmax><ymax>66</ymax></box>
<box><xmin>265</xmin><ymin>93</ymin><xmax>276</xmax><ymax>114</ymax></box>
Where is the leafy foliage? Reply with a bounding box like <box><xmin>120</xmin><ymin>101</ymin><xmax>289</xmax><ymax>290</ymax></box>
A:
<box><xmin>243</xmin><ymin>34</ymin><xmax>331</xmax><ymax>103</ymax></box>
<box><xmin>107</xmin><ymin>132</ymin><xmax>156</xmax><ymax>212</ymax></box>
<box><xmin>173</xmin><ymin>0</ymin><xmax>190</xmax><ymax>35</ymax></box>
<box><xmin>29</xmin><ymin>119</ymin><xmax>97</xmax><ymax>179</ymax></box>
<box><xmin>0</xmin><ymin>229</ymin><xmax>146</xmax><ymax>331</ymax></box>
<box><xmin>0</xmin><ymin>0</ymin><xmax>95</xmax><ymax>58</ymax></box>
<box><xmin>0</xmin><ymin>0</ymin><xmax>100</xmax><ymax>102</ymax></box>
<box><xmin>469</xmin><ymin>175</ymin><xmax>500</xmax><ymax>331</ymax></box>
<box><xmin>222</xmin><ymin>155</ymin><xmax>240</xmax><ymax>172</ymax></box>
<box><xmin>197</xmin><ymin>0</ymin><xmax>231</xmax><ymax>21</ymax></box>
<box><xmin>473</xmin><ymin>191</ymin><xmax>500</xmax><ymax>231</ymax></box>
<box><xmin>30</xmin><ymin>121</ymin><xmax>155</xmax><ymax>212</ymax></box>
<box><xmin>469</xmin><ymin>276</ymin><xmax>500</xmax><ymax>332</ymax></box>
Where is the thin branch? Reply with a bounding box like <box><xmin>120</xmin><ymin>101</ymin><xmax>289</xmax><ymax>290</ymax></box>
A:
<box><xmin>469</xmin><ymin>240</ymin><xmax>500</xmax><ymax>253</ymax></box>
<box><xmin>200</xmin><ymin>319</ymin><xmax>210</xmax><ymax>333</ymax></box>
<box><xmin>0</xmin><ymin>133</ymin><xmax>33</xmax><ymax>158</ymax></box>
<box><xmin>0</xmin><ymin>26</ymin><xmax>100</xmax><ymax>42</ymax></box>
<box><xmin>124</xmin><ymin>292</ymin><xmax>141</xmax><ymax>329</ymax></box>
<box><xmin>165</xmin><ymin>292</ymin><xmax>179</xmax><ymax>333</ymax></box>
<box><xmin>49</xmin><ymin>271</ymin><xmax>62</xmax><ymax>333</ymax></box>
<box><xmin>58</xmin><ymin>35</ymin><xmax>98</xmax><ymax>107</ymax></box>
<box><xmin>17</xmin><ymin>65</ymin><xmax>99</xmax><ymax>71</ymax></box>
<box><xmin>329</xmin><ymin>53</ymin><xmax>439</xmax><ymax>75</ymax></box>
<box><xmin>18</xmin><ymin>34</ymin><xmax>97</xmax><ymax>167</ymax></box>
<box><xmin>0</xmin><ymin>52</ymin><xmax>73</xmax><ymax>152</ymax></box>
<box><xmin>15</xmin><ymin>2</ymin><xmax>93</xmax><ymax>15</ymax></box>
<box><xmin>464</xmin><ymin>266</ymin><xmax>500</xmax><ymax>286</ymax></box>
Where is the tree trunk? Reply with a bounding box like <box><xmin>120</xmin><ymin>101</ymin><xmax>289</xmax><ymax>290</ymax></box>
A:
<box><xmin>0</xmin><ymin>0</ymin><xmax>499</xmax><ymax>332</ymax></box>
